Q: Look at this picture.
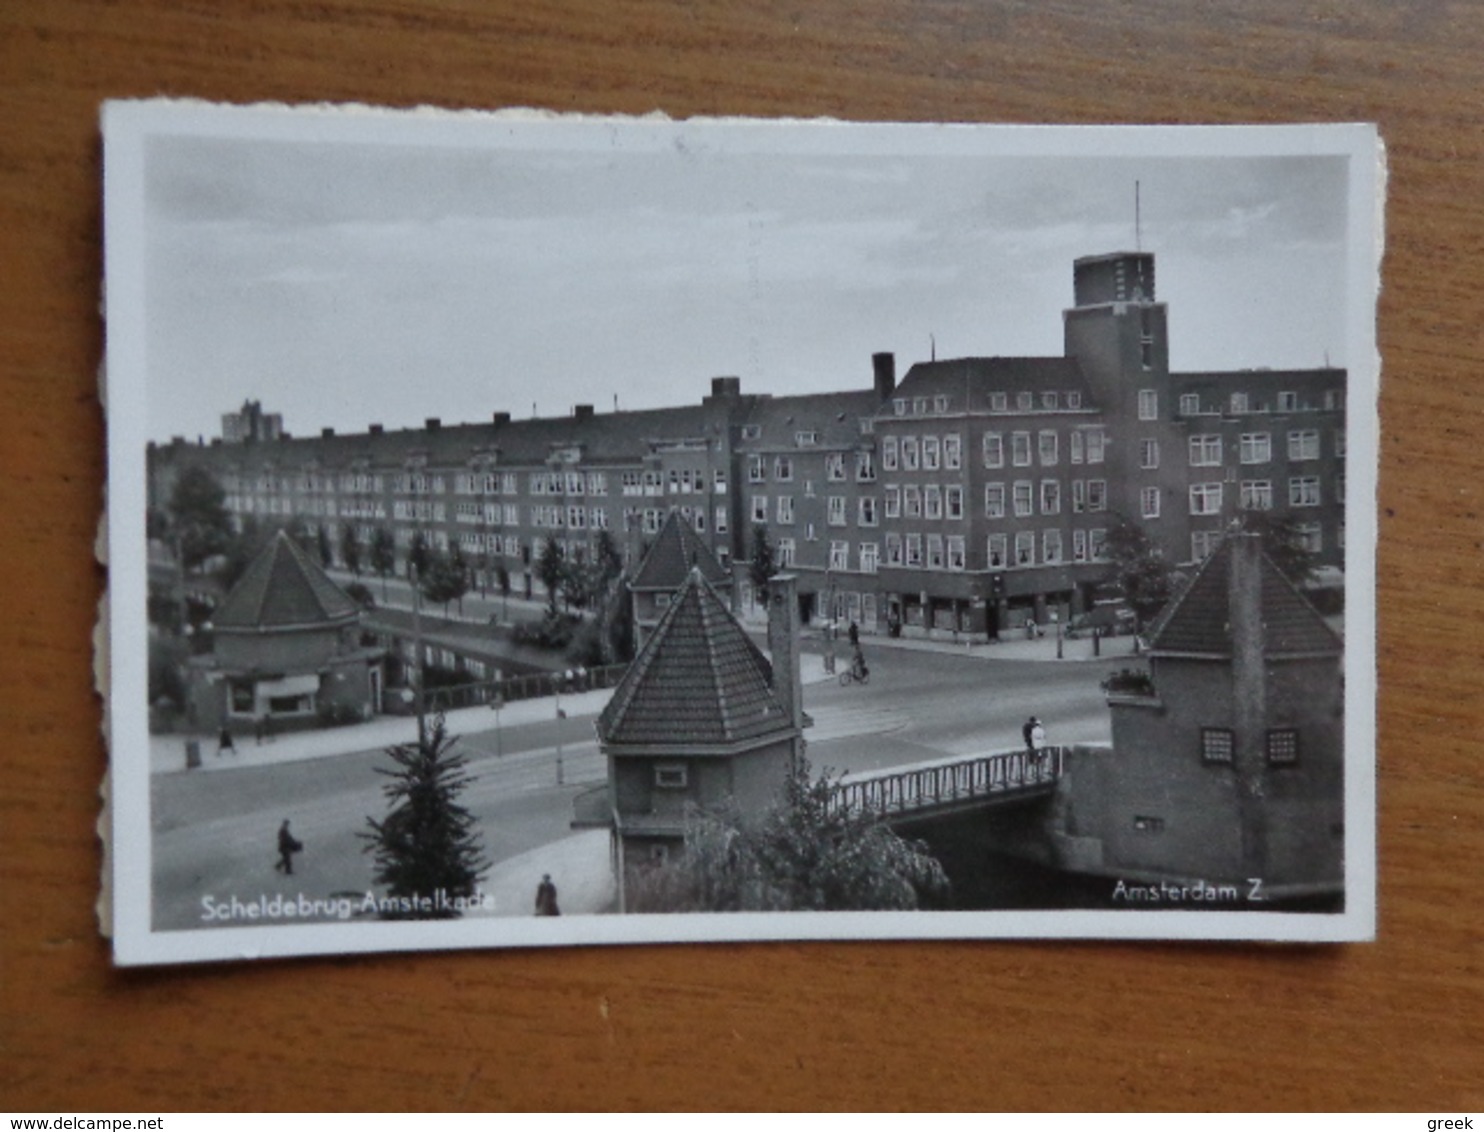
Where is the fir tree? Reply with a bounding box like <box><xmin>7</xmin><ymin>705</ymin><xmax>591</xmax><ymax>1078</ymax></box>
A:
<box><xmin>361</xmin><ymin>715</ymin><xmax>490</xmax><ymax>919</ymax></box>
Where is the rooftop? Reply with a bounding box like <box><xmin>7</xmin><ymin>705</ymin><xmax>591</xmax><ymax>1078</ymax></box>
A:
<box><xmin>631</xmin><ymin>509</ymin><xmax>731</xmax><ymax>594</ymax></box>
<box><xmin>213</xmin><ymin>531</ymin><xmax>361</xmax><ymax>632</ymax></box>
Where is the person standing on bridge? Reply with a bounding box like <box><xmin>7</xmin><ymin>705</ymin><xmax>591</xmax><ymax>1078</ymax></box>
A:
<box><xmin>275</xmin><ymin>819</ymin><xmax>303</xmax><ymax>876</ymax></box>
<box><xmin>534</xmin><ymin>873</ymin><xmax>561</xmax><ymax>916</ymax></box>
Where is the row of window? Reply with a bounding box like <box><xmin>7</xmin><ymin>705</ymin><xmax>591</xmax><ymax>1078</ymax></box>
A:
<box><xmin>1187</xmin><ymin>429</ymin><xmax>1345</xmax><ymax>467</ymax></box>
<box><xmin>883</xmin><ymin>529</ymin><xmax>1110</xmax><ymax>571</ymax></box>
<box><xmin>1179</xmin><ymin>389</ymin><xmax>1343</xmax><ymax>417</ymax></box>
<box><xmin>1174</xmin><ymin>476</ymin><xmax>1335</xmax><ymax>519</ymax></box>
<box><xmin>747</xmin><ymin>450</ymin><xmax>876</xmax><ymax>484</ymax></box>
<box><xmin>1200</xmin><ymin>727</ymin><xmax>1303</xmax><ymax>766</ymax></box>
<box><xmin>890</xmin><ymin>390</ymin><xmax>1086</xmax><ymax>417</ymax></box>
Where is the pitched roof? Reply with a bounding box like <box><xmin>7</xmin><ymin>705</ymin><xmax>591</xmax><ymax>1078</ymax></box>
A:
<box><xmin>631</xmin><ymin>509</ymin><xmax>731</xmax><ymax>593</ymax></box>
<box><xmin>598</xmin><ymin>569</ymin><xmax>795</xmax><ymax>750</ymax></box>
<box><xmin>213</xmin><ymin>531</ymin><xmax>360</xmax><ymax>632</ymax></box>
<box><xmin>887</xmin><ymin>357</ymin><xmax>1098</xmax><ymax>416</ymax></box>
<box><xmin>1146</xmin><ymin>533</ymin><xmax>1342</xmax><ymax>658</ymax></box>
<box><xmin>736</xmin><ymin>389</ymin><xmax>883</xmax><ymax>451</ymax></box>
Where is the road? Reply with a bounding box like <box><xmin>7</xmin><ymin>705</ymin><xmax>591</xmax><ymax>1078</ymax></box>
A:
<box><xmin>152</xmin><ymin>643</ymin><xmax>1125</xmax><ymax>930</ymax></box>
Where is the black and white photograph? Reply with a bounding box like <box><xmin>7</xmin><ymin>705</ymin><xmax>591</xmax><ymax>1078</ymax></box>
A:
<box><xmin>102</xmin><ymin>102</ymin><xmax>1380</xmax><ymax>964</ymax></box>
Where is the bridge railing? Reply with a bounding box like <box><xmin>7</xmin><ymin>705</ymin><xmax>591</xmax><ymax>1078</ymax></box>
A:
<box><xmin>417</xmin><ymin>662</ymin><xmax>630</xmax><ymax>715</ymax></box>
<box><xmin>830</xmin><ymin>746</ymin><xmax>1065</xmax><ymax>820</ymax></box>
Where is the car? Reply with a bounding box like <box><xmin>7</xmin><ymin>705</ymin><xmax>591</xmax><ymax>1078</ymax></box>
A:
<box><xmin>1064</xmin><ymin>604</ymin><xmax>1137</xmax><ymax>638</ymax></box>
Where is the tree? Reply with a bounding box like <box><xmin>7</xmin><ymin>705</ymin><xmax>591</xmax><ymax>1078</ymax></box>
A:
<box><xmin>1239</xmin><ymin>512</ymin><xmax>1318</xmax><ymax>586</ymax></box>
<box><xmin>536</xmin><ymin>537</ymin><xmax>566</xmax><ymax>616</ymax></box>
<box><xmin>361</xmin><ymin>715</ymin><xmax>490</xmax><ymax>919</ymax></box>
<box><xmin>419</xmin><ymin>545</ymin><xmax>469</xmax><ymax>616</ymax></box>
<box><xmin>632</xmin><ymin>758</ymin><xmax>949</xmax><ymax>913</ymax></box>
<box><xmin>407</xmin><ymin>529</ymin><xmax>430</xmax><ymax>582</ymax></box>
<box><xmin>749</xmin><ymin>523</ymin><xmax>775</xmax><ymax>607</ymax></box>
<box><xmin>369</xmin><ymin>526</ymin><xmax>396</xmax><ymax>601</ymax></box>
<box><xmin>1102</xmin><ymin>517</ymin><xmax>1179</xmax><ymax>629</ymax></box>
<box><xmin>167</xmin><ymin>465</ymin><xmax>233</xmax><ymax>571</ymax></box>
<box><xmin>340</xmin><ymin>523</ymin><xmax>362</xmax><ymax>577</ymax></box>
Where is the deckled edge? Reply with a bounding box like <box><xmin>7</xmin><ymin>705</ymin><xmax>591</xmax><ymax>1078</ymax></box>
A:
<box><xmin>95</xmin><ymin>352</ymin><xmax>112</xmax><ymax>940</ymax></box>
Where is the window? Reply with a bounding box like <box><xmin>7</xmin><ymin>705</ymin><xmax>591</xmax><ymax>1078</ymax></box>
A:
<box><xmin>882</xmin><ymin>436</ymin><xmax>899</xmax><ymax>471</ymax></box>
<box><xmin>1138</xmin><ymin>389</ymin><xmax>1158</xmax><ymax>420</ymax></box>
<box><xmin>741</xmin><ymin>424</ymin><xmax>762</xmax><ymax>441</ymax></box>
<box><xmin>748</xmin><ymin>455</ymin><xmax>765</xmax><ymax>483</ymax></box>
<box><xmin>1324</xmin><ymin>390</ymin><xmax>1341</xmax><ymax>411</ymax></box>
<box><xmin>933</xmin><ymin>394</ymin><xmax>949</xmax><ymax>413</ymax></box>
<box><xmin>858</xmin><ymin>497</ymin><xmax>878</xmax><ymax>526</ymax></box>
<box><xmin>1089</xmin><ymin>528</ymin><xmax>1108</xmax><ymax>560</ymax></box>
<box><xmin>983</xmin><ymin>432</ymin><xmax>1005</xmax><ymax>468</ymax></box>
<box><xmin>1040</xmin><ymin>480</ymin><xmax>1061</xmax><ymax>515</ymax></box>
<box><xmin>1189</xmin><ymin>435</ymin><xmax>1222</xmax><ymax>466</ymax></box>
<box><xmin>1278</xmin><ymin>391</ymin><xmax>1298</xmax><ymax>412</ymax></box>
<box><xmin>751</xmin><ymin>495</ymin><xmax>767</xmax><ymax>523</ymax></box>
<box><xmin>924</xmin><ymin>485</ymin><xmax>943</xmax><ymax>520</ymax></box>
<box><xmin>1241</xmin><ymin>480</ymin><xmax>1273</xmax><ymax>511</ymax></box>
<box><xmin>1267</xmin><ymin>729</ymin><xmax>1300</xmax><ymax>766</ymax></box>
<box><xmin>912</xmin><ymin>398</ymin><xmax>928</xmax><ymax>415</ymax></box>
<box><xmin>1336</xmin><ymin>472</ymin><xmax>1346</xmax><ymax>504</ymax></box>
<box><xmin>1294</xmin><ymin>522</ymin><xmax>1323</xmax><ymax>552</ymax></box>
<box><xmin>1289</xmin><ymin>429</ymin><xmax>1321</xmax><ymax>460</ymax></box>
<box><xmin>860</xmin><ymin>542</ymin><xmax>879</xmax><ymax>573</ymax></box>
<box><xmin>923</xmin><ymin>436</ymin><xmax>941</xmax><ymax>470</ymax></box>
<box><xmin>885</xmin><ymin>533</ymin><xmax>903</xmax><ymax>565</ymax></box>
<box><xmin>1133</xmin><ymin>815</ymin><xmax>1166</xmax><ymax>833</ymax></box>
<box><xmin>1068</xmin><ymin>392</ymin><xmax>1082</xmax><ymax>409</ymax></box>
<box><xmin>1038</xmin><ymin>430</ymin><xmax>1059</xmax><ymax>466</ymax></box>
<box><xmin>715</xmin><ymin>506</ymin><xmax>728</xmax><ymax>534</ymax></box>
<box><xmin>884</xmin><ymin>484</ymin><xmax>901</xmax><ymax>519</ymax></box>
<box><xmin>903</xmin><ymin>485</ymin><xmax>922</xmax><ymax>519</ymax></box>
<box><xmin>926</xmin><ymin>534</ymin><xmax>945</xmax><ymax>570</ymax></box>
<box><xmin>774</xmin><ymin>455</ymin><xmax>793</xmax><ymax>482</ymax></box>
<box><xmin>776</xmin><ymin>538</ymin><xmax>796</xmax><ymax>568</ymax></box>
<box><xmin>1289</xmin><ymin>476</ymin><xmax>1321</xmax><ymax>507</ymax></box>
<box><xmin>1230</xmin><ymin>392</ymin><xmax>1249</xmax><ymax>414</ymax></box>
<box><xmin>714</xmin><ymin>468</ymin><xmax>727</xmax><ymax>494</ymax></box>
<box><xmin>1086</xmin><ymin>430</ymin><xmax>1106</xmax><ymax>464</ymax></box>
<box><xmin>829</xmin><ymin>540</ymin><xmax>849</xmax><ymax>570</ymax></box>
<box><xmin>827</xmin><ymin>496</ymin><xmax>847</xmax><ymax>526</ymax></box>
<box><xmin>1072</xmin><ymin>529</ymin><xmax>1089</xmax><ymax>562</ymax></box>
<box><xmin>944</xmin><ymin>434</ymin><xmax>961</xmax><ymax>469</ymax></box>
<box><xmin>1014</xmin><ymin>531</ymin><xmax>1035</xmax><ymax>566</ymax></box>
<box><xmin>776</xmin><ymin>495</ymin><xmax>795</xmax><ymax>525</ymax></box>
<box><xmin>795</xmin><ymin>430</ymin><xmax>818</xmax><ymax>447</ymax></box>
<box><xmin>901</xmin><ymin>437</ymin><xmax>920</xmax><ymax>470</ymax></box>
<box><xmin>905</xmin><ymin>534</ymin><xmax>923</xmax><ymax>567</ymax></box>
<box><xmin>1072</xmin><ymin>479</ymin><xmax>1086</xmax><ymax>513</ymax></box>
<box><xmin>893</xmin><ymin>398</ymin><xmax>907</xmax><ymax>417</ymax></box>
<box><xmin>803</xmin><ymin>478</ymin><xmax>816</xmax><ymax>499</ymax></box>
<box><xmin>1139</xmin><ymin>439</ymin><xmax>1159</xmax><ymax>469</ymax></box>
<box><xmin>1240</xmin><ymin>432</ymin><xmax>1271</xmax><ymax>464</ymax></box>
<box><xmin>947</xmin><ymin>535</ymin><xmax>965</xmax><ymax>570</ymax></box>
<box><xmin>1189</xmin><ymin>483</ymin><xmax>1223</xmax><ymax>515</ymax></box>
<box><xmin>655</xmin><ymin>764</ymin><xmax>689</xmax><ymax>789</ymax></box>
<box><xmin>1013</xmin><ymin>481</ymin><xmax>1034</xmax><ymax>518</ymax></box>
<box><xmin>1086</xmin><ymin>480</ymin><xmax>1107</xmax><ymax>512</ymax></box>
<box><xmin>1179</xmin><ymin>392</ymin><xmax>1201</xmax><ymax>416</ymax></box>
<box><xmin>1011</xmin><ymin>432</ymin><xmax>1032</xmax><ymax>467</ymax></box>
<box><xmin>1201</xmin><ymin>728</ymin><xmax>1235</xmax><ymax>764</ymax></box>
<box><xmin>1070</xmin><ymin>431</ymin><xmax>1085</xmax><ymax>464</ymax></box>
<box><xmin>856</xmin><ymin>450</ymin><xmax>876</xmax><ymax>481</ymax></box>
<box><xmin>987</xmin><ymin>534</ymin><xmax>1008</xmax><ymax>568</ymax></box>
<box><xmin>990</xmin><ymin>392</ymin><xmax>1008</xmax><ymax>412</ymax></box>
<box><xmin>825</xmin><ymin>453</ymin><xmax>846</xmax><ymax>481</ymax></box>
<box><xmin>1041</xmin><ymin>392</ymin><xmax>1058</xmax><ymax>410</ymax></box>
<box><xmin>1192</xmin><ymin>530</ymin><xmax>1222</xmax><ymax>561</ymax></box>
<box><xmin>1141</xmin><ymin>486</ymin><xmax>1161</xmax><ymax>519</ymax></box>
<box><xmin>1335</xmin><ymin>428</ymin><xmax>1347</xmax><ymax>458</ymax></box>
<box><xmin>1043</xmin><ymin>530</ymin><xmax>1063</xmax><ymax>564</ymax></box>
<box><xmin>945</xmin><ymin>485</ymin><xmax>964</xmax><ymax>520</ymax></box>
<box><xmin>1017</xmin><ymin>391</ymin><xmax>1034</xmax><ymax>411</ymax></box>
<box><xmin>985</xmin><ymin>483</ymin><xmax>1006</xmax><ymax>519</ymax></box>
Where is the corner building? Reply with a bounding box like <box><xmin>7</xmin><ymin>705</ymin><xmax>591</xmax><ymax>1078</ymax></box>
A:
<box><xmin>147</xmin><ymin>251</ymin><xmax>1345</xmax><ymax>639</ymax></box>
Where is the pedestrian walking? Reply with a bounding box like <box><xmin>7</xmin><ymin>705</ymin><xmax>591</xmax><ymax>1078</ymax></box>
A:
<box><xmin>534</xmin><ymin>873</ymin><xmax>560</xmax><ymax>916</ymax></box>
<box><xmin>217</xmin><ymin>726</ymin><xmax>235</xmax><ymax>757</ymax></box>
<box><xmin>847</xmin><ymin>620</ymin><xmax>860</xmax><ymax>648</ymax></box>
<box><xmin>275</xmin><ymin>819</ymin><xmax>303</xmax><ymax>876</ymax></box>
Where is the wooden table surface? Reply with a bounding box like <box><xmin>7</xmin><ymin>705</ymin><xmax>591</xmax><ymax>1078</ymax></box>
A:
<box><xmin>2</xmin><ymin>0</ymin><xmax>1481</xmax><ymax>1112</ymax></box>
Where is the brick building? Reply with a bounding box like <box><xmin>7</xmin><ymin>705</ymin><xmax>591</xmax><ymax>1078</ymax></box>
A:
<box><xmin>147</xmin><ymin>250</ymin><xmax>1346</xmax><ymax>640</ymax></box>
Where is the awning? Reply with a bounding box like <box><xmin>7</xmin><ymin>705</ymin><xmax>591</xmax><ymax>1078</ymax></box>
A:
<box><xmin>256</xmin><ymin>674</ymin><xmax>319</xmax><ymax>697</ymax></box>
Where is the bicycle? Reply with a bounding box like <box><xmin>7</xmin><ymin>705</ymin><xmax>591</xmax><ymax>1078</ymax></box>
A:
<box><xmin>839</xmin><ymin>656</ymin><xmax>869</xmax><ymax>686</ymax></box>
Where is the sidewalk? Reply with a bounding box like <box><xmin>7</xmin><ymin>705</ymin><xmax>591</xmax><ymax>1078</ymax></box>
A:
<box><xmin>151</xmin><ymin>652</ymin><xmax>833</xmax><ymax>776</ymax></box>
<box><xmin>476</xmin><ymin>828</ymin><xmax>616</xmax><ymax>917</ymax></box>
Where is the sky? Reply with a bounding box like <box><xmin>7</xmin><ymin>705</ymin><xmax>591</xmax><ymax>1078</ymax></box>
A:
<box><xmin>137</xmin><ymin>114</ymin><xmax>1355</xmax><ymax>443</ymax></box>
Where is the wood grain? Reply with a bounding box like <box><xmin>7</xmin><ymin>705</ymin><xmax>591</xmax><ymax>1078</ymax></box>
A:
<box><xmin>2</xmin><ymin>0</ymin><xmax>1481</xmax><ymax>1111</ymax></box>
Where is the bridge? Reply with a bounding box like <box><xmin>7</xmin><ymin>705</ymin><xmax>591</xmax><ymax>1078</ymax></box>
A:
<box><xmin>829</xmin><ymin>746</ymin><xmax>1066</xmax><ymax>825</ymax></box>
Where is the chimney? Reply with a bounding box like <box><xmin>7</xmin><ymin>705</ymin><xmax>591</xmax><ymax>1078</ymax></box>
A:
<box><xmin>573</xmin><ymin>404</ymin><xmax>594</xmax><ymax>421</ymax></box>
<box><xmin>425</xmin><ymin>417</ymin><xmax>441</xmax><ymax>431</ymax></box>
<box><xmin>872</xmin><ymin>352</ymin><xmax>896</xmax><ymax>401</ymax></box>
<box><xmin>321</xmin><ymin>427</ymin><xmax>335</xmax><ymax>438</ymax></box>
<box><xmin>492</xmin><ymin>411</ymin><xmax>511</xmax><ymax>426</ymax></box>
<box><xmin>710</xmin><ymin>376</ymin><xmax>741</xmax><ymax>398</ymax></box>
<box><xmin>369</xmin><ymin>423</ymin><xmax>384</xmax><ymax>435</ymax></box>
<box><xmin>1227</xmin><ymin>530</ymin><xmax>1269</xmax><ymax>878</ymax></box>
<box><xmin>766</xmin><ymin>572</ymin><xmax>804</xmax><ymax>734</ymax></box>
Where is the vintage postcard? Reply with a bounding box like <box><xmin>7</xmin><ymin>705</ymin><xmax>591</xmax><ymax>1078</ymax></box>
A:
<box><xmin>102</xmin><ymin>102</ymin><xmax>1381</xmax><ymax>964</ymax></box>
